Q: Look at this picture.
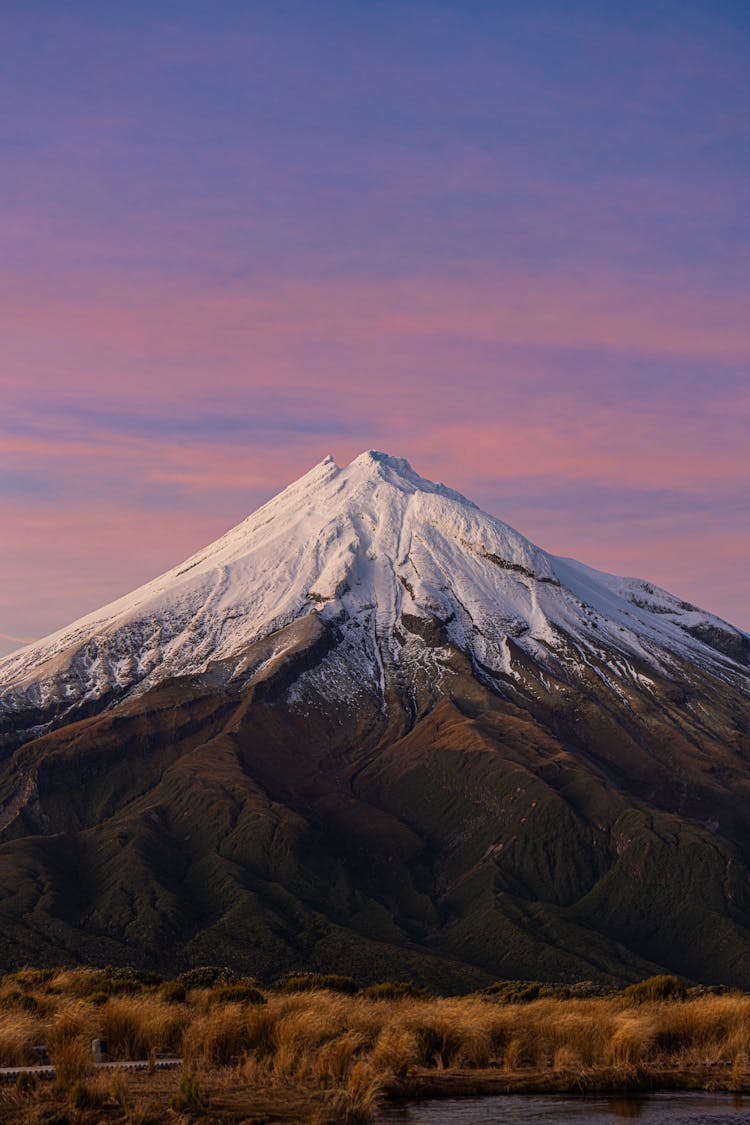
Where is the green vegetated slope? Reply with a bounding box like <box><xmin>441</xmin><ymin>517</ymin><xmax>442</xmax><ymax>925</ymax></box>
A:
<box><xmin>0</xmin><ymin>622</ymin><xmax>749</xmax><ymax>991</ymax></box>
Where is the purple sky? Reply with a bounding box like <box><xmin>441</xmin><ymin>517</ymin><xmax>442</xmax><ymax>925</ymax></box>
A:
<box><xmin>1</xmin><ymin>1</ymin><xmax>749</xmax><ymax>655</ymax></box>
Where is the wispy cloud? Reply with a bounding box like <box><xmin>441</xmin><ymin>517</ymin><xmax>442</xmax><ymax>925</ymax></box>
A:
<box><xmin>0</xmin><ymin>630</ymin><xmax>36</xmax><ymax>645</ymax></box>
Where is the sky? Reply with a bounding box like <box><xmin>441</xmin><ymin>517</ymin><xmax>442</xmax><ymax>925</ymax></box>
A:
<box><xmin>1</xmin><ymin>0</ymin><xmax>749</xmax><ymax>656</ymax></box>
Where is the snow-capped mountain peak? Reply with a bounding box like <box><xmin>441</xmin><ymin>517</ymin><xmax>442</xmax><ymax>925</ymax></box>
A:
<box><xmin>1</xmin><ymin>451</ymin><xmax>747</xmax><ymax>736</ymax></box>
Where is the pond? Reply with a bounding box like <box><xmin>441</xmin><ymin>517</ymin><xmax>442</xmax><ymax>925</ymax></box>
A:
<box><xmin>377</xmin><ymin>1091</ymin><xmax>750</xmax><ymax>1123</ymax></box>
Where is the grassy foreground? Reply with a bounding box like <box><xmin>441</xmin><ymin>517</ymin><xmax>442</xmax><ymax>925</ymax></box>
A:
<box><xmin>1</xmin><ymin>969</ymin><xmax>750</xmax><ymax>1122</ymax></box>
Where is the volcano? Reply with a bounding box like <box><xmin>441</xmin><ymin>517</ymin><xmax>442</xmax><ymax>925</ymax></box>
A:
<box><xmin>1</xmin><ymin>451</ymin><xmax>749</xmax><ymax>989</ymax></box>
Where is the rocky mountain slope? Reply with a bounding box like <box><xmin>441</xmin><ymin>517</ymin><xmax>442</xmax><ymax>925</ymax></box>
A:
<box><xmin>0</xmin><ymin>451</ymin><xmax>749</xmax><ymax>988</ymax></box>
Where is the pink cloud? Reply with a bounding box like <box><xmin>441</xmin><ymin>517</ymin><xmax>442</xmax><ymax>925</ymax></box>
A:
<box><xmin>0</xmin><ymin>630</ymin><xmax>36</xmax><ymax>645</ymax></box>
<box><xmin>406</xmin><ymin>415</ymin><xmax>747</xmax><ymax>492</ymax></box>
<box><xmin>1</xmin><ymin>266</ymin><xmax>747</xmax><ymax>641</ymax></box>
<box><xmin>0</xmin><ymin>500</ymin><xmax>236</xmax><ymax>642</ymax></box>
<box><xmin>2</xmin><ymin>267</ymin><xmax>749</xmax><ymax>405</ymax></box>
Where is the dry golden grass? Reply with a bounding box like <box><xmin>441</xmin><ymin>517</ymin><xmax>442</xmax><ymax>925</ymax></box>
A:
<box><xmin>0</xmin><ymin>1010</ymin><xmax>41</xmax><ymax>1067</ymax></box>
<box><xmin>318</xmin><ymin>1060</ymin><xmax>386</xmax><ymax>1123</ymax></box>
<box><xmin>0</xmin><ymin>980</ymin><xmax>739</xmax><ymax>1071</ymax></box>
<box><xmin>98</xmin><ymin>995</ymin><xmax>187</xmax><ymax>1058</ymax></box>
<box><xmin>49</xmin><ymin>1037</ymin><xmax>92</xmax><ymax>1092</ymax></box>
<box><xmin>369</xmin><ymin>1023</ymin><xmax>419</xmax><ymax>1077</ymax></box>
<box><xmin>4</xmin><ymin>973</ymin><xmax>750</xmax><ymax>1121</ymax></box>
<box><xmin>183</xmin><ymin>1005</ymin><xmax>249</xmax><ymax>1067</ymax></box>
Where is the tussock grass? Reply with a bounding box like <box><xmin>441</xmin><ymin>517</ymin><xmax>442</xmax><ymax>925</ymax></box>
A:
<box><xmin>7</xmin><ymin>982</ymin><xmax>750</xmax><ymax>1077</ymax></box>
<box><xmin>159</xmin><ymin>980</ymin><xmax>186</xmax><ymax>1004</ymax></box>
<box><xmin>183</xmin><ymin>1004</ymin><xmax>258</xmax><ymax>1066</ymax></box>
<box><xmin>98</xmin><ymin>996</ymin><xmax>187</xmax><ymax>1059</ymax></box>
<box><xmin>320</xmin><ymin>1060</ymin><xmax>386</xmax><ymax>1123</ymax></box>
<box><xmin>0</xmin><ymin>1009</ymin><xmax>41</xmax><ymax>1067</ymax></box>
<box><xmin>623</xmin><ymin>974</ymin><xmax>687</xmax><ymax>1004</ymax></box>
<box><xmin>51</xmin><ymin>1037</ymin><xmax>93</xmax><ymax>1092</ymax></box>
<box><xmin>209</xmin><ymin>983</ymin><xmax>266</xmax><ymax>1006</ymax></box>
<box><xmin>277</xmin><ymin>973</ymin><xmax>359</xmax><ymax>995</ymax></box>
<box><xmin>180</xmin><ymin>965</ymin><xmax>238</xmax><ymax>990</ymax></box>
<box><xmin>363</xmin><ymin>981</ymin><xmax>428</xmax><ymax>1001</ymax></box>
<box><xmin>5</xmin><ymin>971</ymin><xmax>750</xmax><ymax>1121</ymax></box>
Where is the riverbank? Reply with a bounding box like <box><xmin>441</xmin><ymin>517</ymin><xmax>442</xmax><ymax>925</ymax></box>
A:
<box><xmin>2</xmin><ymin>968</ymin><xmax>750</xmax><ymax>1122</ymax></box>
<box><xmin>3</xmin><ymin>1062</ymin><xmax>750</xmax><ymax>1125</ymax></box>
<box><xmin>392</xmin><ymin>1061</ymin><xmax>750</xmax><ymax>1098</ymax></box>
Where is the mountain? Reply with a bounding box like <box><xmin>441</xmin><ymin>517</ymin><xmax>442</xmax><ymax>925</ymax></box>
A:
<box><xmin>0</xmin><ymin>450</ymin><xmax>749</xmax><ymax>989</ymax></box>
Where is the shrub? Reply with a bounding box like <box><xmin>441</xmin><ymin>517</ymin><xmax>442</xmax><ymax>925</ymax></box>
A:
<box><xmin>547</xmin><ymin>985</ymin><xmax>573</xmax><ymax>1001</ymax></box>
<box><xmin>363</xmin><ymin>982</ymin><xmax>428</xmax><ymax>1001</ymax></box>
<box><xmin>622</xmin><ymin>976</ymin><xmax>687</xmax><ymax>1005</ymax></box>
<box><xmin>0</xmin><ymin>990</ymin><xmax>39</xmax><ymax>1012</ymax></box>
<box><xmin>170</xmin><ymin>1070</ymin><xmax>202</xmax><ymax>1113</ymax></box>
<box><xmin>47</xmin><ymin>968</ymin><xmax>102</xmax><ymax>997</ymax></box>
<box><xmin>180</xmin><ymin>966</ymin><xmax>238</xmax><ymax>990</ymax></box>
<box><xmin>54</xmin><ymin>966</ymin><xmax>161</xmax><ymax>1000</ymax></box>
<box><xmin>159</xmin><ymin>980</ymin><xmax>187</xmax><ymax>1004</ymax></box>
<box><xmin>482</xmin><ymin>980</ymin><xmax>586</xmax><ymax>1003</ymax></box>
<box><xmin>69</xmin><ymin>1079</ymin><xmax>106</xmax><ymax>1110</ymax></box>
<box><xmin>106</xmin><ymin>966</ymin><xmax>162</xmax><ymax>985</ymax></box>
<box><xmin>101</xmin><ymin>967</ymin><xmax>162</xmax><ymax>996</ymax></box>
<box><xmin>484</xmin><ymin>981</ymin><xmax>542</xmax><ymax>1004</ymax></box>
<box><xmin>209</xmin><ymin>984</ymin><xmax>266</xmax><ymax>1006</ymax></box>
<box><xmin>483</xmin><ymin>979</ymin><xmax>514</xmax><ymax>996</ymax></box>
<box><xmin>567</xmin><ymin>981</ymin><xmax>615</xmax><ymax>999</ymax></box>
<box><xmin>277</xmin><ymin>973</ymin><xmax>358</xmax><ymax>995</ymax></box>
<box><xmin>686</xmin><ymin>984</ymin><xmax>732</xmax><ymax>999</ymax></box>
<box><xmin>3</xmin><ymin>968</ymin><xmax>56</xmax><ymax>990</ymax></box>
<box><xmin>83</xmin><ymin>990</ymin><xmax>110</xmax><ymax>1006</ymax></box>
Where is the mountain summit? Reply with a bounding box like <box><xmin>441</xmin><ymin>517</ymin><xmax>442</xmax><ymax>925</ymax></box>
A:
<box><xmin>1</xmin><ymin>450</ymin><xmax>746</xmax><ymax>744</ymax></box>
<box><xmin>0</xmin><ymin>453</ymin><xmax>749</xmax><ymax>987</ymax></box>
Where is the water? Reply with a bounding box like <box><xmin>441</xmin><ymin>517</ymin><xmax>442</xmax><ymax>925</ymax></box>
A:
<box><xmin>378</xmin><ymin>1092</ymin><xmax>750</xmax><ymax>1123</ymax></box>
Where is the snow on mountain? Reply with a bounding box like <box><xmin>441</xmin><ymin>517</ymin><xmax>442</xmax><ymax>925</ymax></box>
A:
<box><xmin>1</xmin><ymin>451</ymin><xmax>748</xmax><ymax>729</ymax></box>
